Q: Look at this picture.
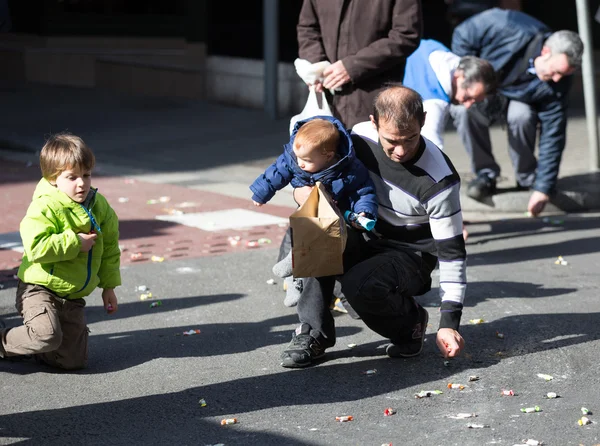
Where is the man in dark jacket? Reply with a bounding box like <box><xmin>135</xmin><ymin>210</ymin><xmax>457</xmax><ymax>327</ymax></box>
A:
<box><xmin>297</xmin><ymin>0</ymin><xmax>422</xmax><ymax>130</ymax></box>
<box><xmin>450</xmin><ymin>8</ymin><xmax>583</xmax><ymax>216</ymax></box>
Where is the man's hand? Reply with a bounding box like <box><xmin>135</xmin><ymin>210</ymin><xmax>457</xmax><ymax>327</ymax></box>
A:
<box><xmin>322</xmin><ymin>60</ymin><xmax>351</xmax><ymax>91</ymax></box>
<box><xmin>436</xmin><ymin>328</ymin><xmax>465</xmax><ymax>358</ymax></box>
<box><xmin>102</xmin><ymin>288</ymin><xmax>118</xmax><ymax>314</ymax></box>
<box><xmin>309</xmin><ymin>80</ymin><xmax>324</xmax><ymax>93</ymax></box>
<box><xmin>293</xmin><ymin>186</ymin><xmax>314</xmax><ymax>206</ymax></box>
<box><xmin>527</xmin><ymin>190</ymin><xmax>550</xmax><ymax>217</ymax></box>
<box><xmin>78</xmin><ymin>233</ymin><xmax>97</xmax><ymax>252</ymax></box>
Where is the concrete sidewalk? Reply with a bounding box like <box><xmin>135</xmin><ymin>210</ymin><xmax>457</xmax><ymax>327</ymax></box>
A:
<box><xmin>1</xmin><ymin>82</ymin><xmax>598</xmax><ymax>214</ymax></box>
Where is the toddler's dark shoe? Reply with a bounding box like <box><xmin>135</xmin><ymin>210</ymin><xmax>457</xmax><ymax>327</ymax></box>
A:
<box><xmin>280</xmin><ymin>324</ymin><xmax>326</xmax><ymax>368</ymax></box>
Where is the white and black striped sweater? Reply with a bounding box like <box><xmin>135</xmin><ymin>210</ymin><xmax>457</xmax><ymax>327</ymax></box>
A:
<box><xmin>351</xmin><ymin>124</ymin><xmax>467</xmax><ymax>331</ymax></box>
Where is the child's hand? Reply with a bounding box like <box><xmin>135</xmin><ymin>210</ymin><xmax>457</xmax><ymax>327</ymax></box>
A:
<box><xmin>78</xmin><ymin>233</ymin><xmax>97</xmax><ymax>252</ymax></box>
<box><xmin>102</xmin><ymin>288</ymin><xmax>118</xmax><ymax>314</ymax></box>
<box><xmin>253</xmin><ymin>201</ymin><xmax>263</xmax><ymax>207</ymax></box>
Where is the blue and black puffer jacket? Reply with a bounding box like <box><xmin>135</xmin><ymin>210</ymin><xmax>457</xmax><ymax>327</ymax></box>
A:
<box><xmin>250</xmin><ymin>116</ymin><xmax>378</xmax><ymax>217</ymax></box>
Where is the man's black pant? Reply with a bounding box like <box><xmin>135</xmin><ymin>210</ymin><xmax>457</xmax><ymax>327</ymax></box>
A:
<box><xmin>286</xmin><ymin>228</ymin><xmax>435</xmax><ymax>348</ymax></box>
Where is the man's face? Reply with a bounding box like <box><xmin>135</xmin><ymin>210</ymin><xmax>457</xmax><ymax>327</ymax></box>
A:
<box><xmin>535</xmin><ymin>48</ymin><xmax>575</xmax><ymax>83</ymax></box>
<box><xmin>453</xmin><ymin>74</ymin><xmax>486</xmax><ymax>109</ymax></box>
<box><xmin>370</xmin><ymin>115</ymin><xmax>423</xmax><ymax>163</ymax></box>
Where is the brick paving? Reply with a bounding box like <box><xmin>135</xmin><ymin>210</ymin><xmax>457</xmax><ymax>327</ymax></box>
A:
<box><xmin>0</xmin><ymin>158</ymin><xmax>289</xmax><ymax>286</ymax></box>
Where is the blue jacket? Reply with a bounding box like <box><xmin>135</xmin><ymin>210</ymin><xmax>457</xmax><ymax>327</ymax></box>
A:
<box><xmin>404</xmin><ymin>39</ymin><xmax>452</xmax><ymax>102</ymax></box>
<box><xmin>250</xmin><ymin>116</ymin><xmax>378</xmax><ymax>217</ymax></box>
<box><xmin>452</xmin><ymin>8</ymin><xmax>571</xmax><ymax>195</ymax></box>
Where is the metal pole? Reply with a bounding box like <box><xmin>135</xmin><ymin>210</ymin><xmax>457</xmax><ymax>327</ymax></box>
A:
<box><xmin>575</xmin><ymin>0</ymin><xmax>599</xmax><ymax>170</ymax></box>
<box><xmin>263</xmin><ymin>0</ymin><xmax>279</xmax><ymax>119</ymax></box>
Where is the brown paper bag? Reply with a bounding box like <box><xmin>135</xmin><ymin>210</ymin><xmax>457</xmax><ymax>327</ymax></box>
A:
<box><xmin>290</xmin><ymin>182</ymin><xmax>347</xmax><ymax>278</ymax></box>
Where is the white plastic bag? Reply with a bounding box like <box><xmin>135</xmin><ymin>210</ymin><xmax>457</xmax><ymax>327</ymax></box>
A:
<box><xmin>289</xmin><ymin>86</ymin><xmax>333</xmax><ymax>135</ymax></box>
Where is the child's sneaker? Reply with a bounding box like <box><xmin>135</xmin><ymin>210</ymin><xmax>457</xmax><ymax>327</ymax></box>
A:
<box><xmin>280</xmin><ymin>324</ymin><xmax>326</xmax><ymax>368</ymax></box>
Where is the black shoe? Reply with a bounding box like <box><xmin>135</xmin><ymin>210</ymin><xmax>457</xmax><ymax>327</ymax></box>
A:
<box><xmin>466</xmin><ymin>174</ymin><xmax>496</xmax><ymax>201</ymax></box>
<box><xmin>280</xmin><ymin>324</ymin><xmax>326</xmax><ymax>368</ymax></box>
<box><xmin>386</xmin><ymin>304</ymin><xmax>429</xmax><ymax>358</ymax></box>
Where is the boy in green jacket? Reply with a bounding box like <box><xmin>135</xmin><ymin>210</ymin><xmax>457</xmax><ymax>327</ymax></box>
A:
<box><xmin>0</xmin><ymin>133</ymin><xmax>121</xmax><ymax>370</ymax></box>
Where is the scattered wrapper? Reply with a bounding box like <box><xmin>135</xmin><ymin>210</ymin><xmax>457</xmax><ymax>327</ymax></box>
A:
<box><xmin>469</xmin><ymin>318</ymin><xmax>485</xmax><ymax>324</ymax></box>
<box><xmin>383</xmin><ymin>408</ymin><xmax>396</xmax><ymax>416</ymax></box>
<box><xmin>117</xmin><ymin>197</ymin><xmax>129</xmax><ymax>203</ymax></box>
<box><xmin>449</xmin><ymin>413</ymin><xmax>477</xmax><ymax>419</ymax></box>
<box><xmin>159</xmin><ymin>196</ymin><xmax>171</xmax><ymax>203</ymax></box>
<box><xmin>130</xmin><ymin>252</ymin><xmax>144</xmax><ymax>260</ymax></box>
<box><xmin>578</xmin><ymin>416</ymin><xmax>591</xmax><ymax>426</ymax></box>
<box><xmin>151</xmin><ymin>255</ymin><xmax>165</xmax><ymax>262</ymax></box>
<box><xmin>467</xmin><ymin>423</ymin><xmax>490</xmax><ymax>429</ymax></box>
<box><xmin>228</xmin><ymin>236</ymin><xmax>241</xmax><ymax>246</ymax></box>
<box><xmin>183</xmin><ymin>329</ymin><xmax>201</xmax><ymax>336</ymax></box>
<box><xmin>502</xmin><ymin>389</ymin><xmax>515</xmax><ymax>396</ymax></box>
<box><xmin>468</xmin><ymin>376</ymin><xmax>480</xmax><ymax>382</ymax></box>
<box><xmin>545</xmin><ymin>392</ymin><xmax>558</xmax><ymax>399</ymax></box>
<box><xmin>581</xmin><ymin>407</ymin><xmax>591</xmax><ymax>415</ymax></box>
<box><xmin>554</xmin><ymin>256</ymin><xmax>568</xmax><ymax>266</ymax></box>
<box><xmin>150</xmin><ymin>301</ymin><xmax>162</xmax><ymax>308</ymax></box>
<box><xmin>335</xmin><ymin>416</ymin><xmax>353</xmax><ymax>422</ymax></box>
<box><xmin>140</xmin><ymin>292</ymin><xmax>153</xmax><ymax>301</ymax></box>
<box><xmin>362</xmin><ymin>369</ymin><xmax>377</xmax><ymax>375</ymax></box>
<box><xmin>247</xmin><ymin>240</ymin><xmax>259</xmax><ymax>248</ymax></box>
<box><xmin>415</xmin><ymin>390</ymin><xmax>443</xmax><ymax>399</ymax></box>
<box><xmin>443</xmin><ymin>360</ymin><xmax>451</xmax><ymax>367</ymax></box>
<box><xmin>199</xmin><ymin>398</ymin><xmax>207</xmax><ymax>407</ymax></box>
<box><xmin>347</xmin><ymin>343</ymin><xmax>357</xmax><ymax>349</ymax></box>
<box><xmin>520</xmin><ymin>406</ymin><xmax>541</xmax><ymax>413</ymax></box>
<box><xmin>447</xmin><ymin>383</ymin><xmax>465</xmax><ymax>390</ymax></box>
<box><xmin>513</xmin><ymin>440</ymin><xmax>543</xmax><ymax>446</ymax></box>
<box><xmin>496</xmin><ymin>331</ymin><xmax>505</xmax><ymax>339</ymax></box>
<box><xmin>537</xmin><ymin>373</ymin><xmax>553</xmax><ymax>381</ymax></box>
<box><xmin>257</xmin><ymin>238</ymin><xmax>272</xmax><ymax>244</ymax></box>
<box><xmin>136</xmin><ymin>285</ymin><xmax>149</xmax><ymax>292</ymax></box>
<box><xmin>266</xmin><ymin>279</ymin><xmax>276</xmax><ymax>285</ymax></box>
<box><xmin>221</xmin><ymin>418</ymin><xmax>237</xmax><ymax>425</ymax></box>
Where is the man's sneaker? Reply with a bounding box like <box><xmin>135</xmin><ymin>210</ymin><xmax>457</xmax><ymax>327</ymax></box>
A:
<box><xmin>386</xmin><ymin>304</ymin><xmax>429</xmax><ymax>358</ymax></box>
<box><xmin>466</xmin><ymin>174</ymin><xmax>496</xmax><ymax>201</ymax></box>
<box><xmin>280</xmin><ymin>324</ymin><xmax>326</xmax><ymax>368</ymax></box>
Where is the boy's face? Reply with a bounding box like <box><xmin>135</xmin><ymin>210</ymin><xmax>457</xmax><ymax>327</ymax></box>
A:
<box><xmin>293</xmin><ymin>144</ymin><xmax>334</xmax><ymax>173</ymax></box>
<box><xmin>52</xmin><ymin>167</ymin><xmax>92</xmax><ymax>203</ymax></box>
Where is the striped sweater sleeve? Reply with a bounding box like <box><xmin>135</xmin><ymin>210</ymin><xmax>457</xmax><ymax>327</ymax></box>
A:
<box><xmin>423</xmin><ymin>181</ymin><xmax>467</xmax><ymax>331</ymax></box>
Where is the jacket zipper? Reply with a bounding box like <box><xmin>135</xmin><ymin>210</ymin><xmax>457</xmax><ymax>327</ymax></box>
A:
<box><xmin>74</xmin><ymin>202</ymin><xmax>100</xmax><ymax>293</ymax></box>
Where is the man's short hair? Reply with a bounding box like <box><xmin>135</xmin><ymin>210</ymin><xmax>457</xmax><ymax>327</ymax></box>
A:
<box><xmin>40</xmin><ymin>133</ymin><xmax>95</xmax><ymax>181</ymax></box>
<box><xmin>294</xmin><ymin>118</ymin><xmax>340</xmax><ymax>155</ymax></box>
<box><xmin>457</xmin><ymin>56</ymin><xmax>497</xmax><ymax>95</ymax></box>
<box><xmin>373</xmin><ymin>85</ymin><xmax>425</xmax><ymax>130</ymax></box>
<box><xmin>544</xmin><ymin>30</ymin><xmax>584</xmax><ymax>70</ymax></box>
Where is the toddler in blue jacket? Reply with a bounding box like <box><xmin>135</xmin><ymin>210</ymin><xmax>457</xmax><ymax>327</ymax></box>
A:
<box><xmin>250</xmin><ymin>116</ymin><xmax>378</xmax><ymax>306</ymax></box>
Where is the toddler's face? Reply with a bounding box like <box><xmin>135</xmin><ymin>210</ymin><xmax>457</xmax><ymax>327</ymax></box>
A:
<box><xmin>52</xmin><ymin>167</ymin><xmax>92</xmax><ymax>203</ymax></box>
<box><xmin>293</xmin><ymin>144</ymin><xmax>333</xmax><ymax>173</ymax></box>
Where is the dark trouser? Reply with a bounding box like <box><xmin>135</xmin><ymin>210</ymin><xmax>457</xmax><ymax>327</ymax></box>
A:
<box><xmin>0</xmin><ymin>281</ymin><xmax>88</xmax><ymax>370</ymax></box>
<box><xmin>288</xmin><ymin>228</ymin><xmax>435</xmax><ymax>348</ymax></box>
<box><xmin>450</xmin><ymin>97</ymin><xmax>538</xmax><ymax>188</ymax></box>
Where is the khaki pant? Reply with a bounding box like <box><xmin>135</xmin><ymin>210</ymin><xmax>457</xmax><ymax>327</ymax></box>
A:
<box><xmin>0</xmin><ymin>281</ymin><xmax>88</xmax><ymax>370</ymax></box>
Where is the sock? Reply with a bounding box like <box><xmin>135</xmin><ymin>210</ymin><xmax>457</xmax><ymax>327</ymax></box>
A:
<box><xmin>283</xmin><ymin>277</ymin><xmax>303</xmax><ymax>307</ymax></box>
<box><xmin>272</xmin><ymin>251</ymin><xmax>293</xmax><ymax>278</ymax></box>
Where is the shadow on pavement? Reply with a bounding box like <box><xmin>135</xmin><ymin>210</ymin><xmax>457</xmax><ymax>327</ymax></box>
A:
<box><xmin>0</xmin><ymin>311</ymin><xmax>597</xmax><ymax>444</ymax></box>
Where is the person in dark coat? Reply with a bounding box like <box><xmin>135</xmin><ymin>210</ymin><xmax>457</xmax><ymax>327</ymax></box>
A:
<box><xmin>296</xmin><ymin>0</ymin><xmax>422</xmax><ymax>130</ymax></box>
<box><xmin>450</xmin><ymin>8</ymin><xmax>583</xmax><ymax>217</ymax></box>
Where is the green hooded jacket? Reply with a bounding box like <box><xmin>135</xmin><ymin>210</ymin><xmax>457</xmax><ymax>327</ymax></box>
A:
<box><xmin>18</xmin><ymin>178</ymin><xmax>121</xmax><ymax>299</ymax></box>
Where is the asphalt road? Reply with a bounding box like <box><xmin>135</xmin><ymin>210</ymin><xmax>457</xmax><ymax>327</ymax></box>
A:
<box><xmin>1</xmin><ymin>212</ymin><xmax>600</xmax><ymax>446</ymax></box>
